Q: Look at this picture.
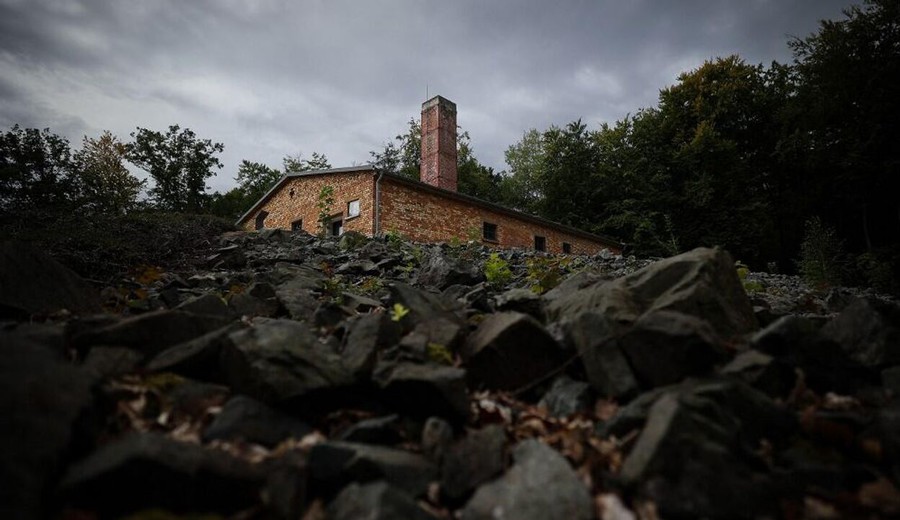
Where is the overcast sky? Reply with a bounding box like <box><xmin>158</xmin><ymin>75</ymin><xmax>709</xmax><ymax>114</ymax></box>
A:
<box><xmin>0</xmin><ymin>0</ymin><xmax>853</xmax><ymax>193</ymax></box>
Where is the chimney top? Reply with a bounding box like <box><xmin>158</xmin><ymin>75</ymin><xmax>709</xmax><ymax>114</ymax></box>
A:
<box><xmin>420</xmin><ymin>95</ymin><xmax>458</xmax><ymax>192</ymax></box>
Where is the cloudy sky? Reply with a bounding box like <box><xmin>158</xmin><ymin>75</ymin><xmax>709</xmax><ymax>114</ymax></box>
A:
<box><xmin>1</xmin><ymin>0</ymin><xmax>853</xmax><ymax>193</ymax></box>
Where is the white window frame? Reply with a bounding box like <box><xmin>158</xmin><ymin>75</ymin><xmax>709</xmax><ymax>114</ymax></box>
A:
<box><xmin>347</xmin><ymin>199</ymin><xmax>360</xmax><ymax>218</ymax></box>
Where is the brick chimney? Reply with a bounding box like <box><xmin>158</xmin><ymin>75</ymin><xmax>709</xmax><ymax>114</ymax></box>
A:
<box><xmin>420</xmin><ymin>95</ymin><xmax>457</xmax><ymax>191</ymax></box>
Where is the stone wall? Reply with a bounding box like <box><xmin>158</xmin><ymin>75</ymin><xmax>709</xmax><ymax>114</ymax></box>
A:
<box><xmin>241</xmin><ymin>170</ymin><xmax>375</xmax><ymax>235</ymax></box>
<box><xmin>379</xmin><ymin>178</ymin><xmax>620</xmax><ymax>255</ymax></box>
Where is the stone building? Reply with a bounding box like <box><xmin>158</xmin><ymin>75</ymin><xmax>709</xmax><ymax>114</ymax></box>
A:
<box><xmin>236</xmin><ymin>96</ymin><xmax>621</xmax><ymax>255</ymax></box>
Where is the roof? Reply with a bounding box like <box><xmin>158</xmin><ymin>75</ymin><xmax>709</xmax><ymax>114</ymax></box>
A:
<box><xmin>236</xmin><ymin>165</ymin><xmax>623</xmax><ymax>249</ymax></box>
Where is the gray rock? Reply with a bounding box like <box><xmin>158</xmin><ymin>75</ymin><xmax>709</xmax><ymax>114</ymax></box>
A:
<box><xmin>275</xmin><ymin>279</ymin><xmax>320</xmax><ymax>321</ymax></box>
<box><xmin>203</xmin><ymin>395</ymin><xmax>312</xmax><ymax>447</ymax></box>
<box><xmin>336</xmin><ymin>259</ymin><xmax>379</xmax><ymax>275</ymax></box>
<box><xmin>547</xmin><ymin>247</ymin><xmax>758</xmax><ymax>339</ymax></box>
<box><xmin>308</xmin><ymin>441</ymin><xmax>437</xmax><ymax>497</ymax></box>
<box><xmin>220</xmin><ymin>319</ymin><xmax>354</xmax><ymax>407</ymax></box>
<box><xmin>0</xmin><ymin>241</ymin><xmax>100</xmax><ymax>318</ymax></box>
<box><xmin>59</xmin><ymin>432</ymin><xmax>265</xmax><ymax>517</ymax></box>
<box><xmin>416</xmin><ymin>247</ymin><xmax>484</xmax><ymax>289</ymax></box>
<box><xmin>564</xmin><ymin>311</ymin><xmax>638</xmax><ymax>399</ymax></box>
<box><xmin>338</xmin><ymin>415</ymin><xmax>403</xmax><ymax>445</ymax></box>
<box><xmin>494</xmin><ymin>287</ymin><xmax>544</xmax><ymax>321</ymax></box>
<box><xmin>144</xmin><ymin>323</ymin><xmax>241</xmax><ymax>379</ymax></box>
<box><xmin>441</xmin><ymin>425</ymin><xmax>507</xmax><ymax>503</ymax></box>
<box><xmin>0</xmin><ymin>338</ymin><xmax>97</xmax><ymax>519</ymax></box>
<box><xmin>539</xmin><ymin>375</ymin><xmax>594</xmax><ymax>418</ymax></box>
<box><xmin>882</xmin><ymin>366</ymin><xmax>900</xmax><ymax>395</ymax></box>
<box><xmin>373</xmin><ymin>361</ymin><xmax>470</xmax><ymax>422</ymax></box>
<box><xmin>619</xmin><ymin>310</ymin><xmax>728</xmax><ymax>388</ymax></box>
<box><xmin>82</xmin><ymin>346</ymin><xmax>143</xmax><ymax>378</ymax></box>
<box><xmin>822</xmin><ymin>297</ymin><xmax>900</xmax><ymax>368</ymax></box>
<box><xmin>389</xmin><ymin>282</ymin><xmax>462</xmax><ymax>326</ymax></box>
<box><xmin>327</xmin><ymin>481</ymin><xmax>433</xmax><ymax>520</ymax></box>
<box><xmin>175</xmin><ymin>292</ymin><xmax>234</xmax><ymax>318</ymax></box>
<box><xmin>722</xmin><ymin>349</ymin><xmax>797</xmax><ymax>398</ymax></box>
<box><xmin>71</xmin><ymin>310</ymin><xmax>233</xmax><ymax>359</ymax></box>
<box><xmin>462</xmin><ymin>439</ymin><xmax>592</xmax><ymax>520</ymax></box>
<box><xmin>229</xmin><ymin>281</ymin><xmax>280</xmax><ymax>317</ymax></box>
<box><xmin>463</xmin><ymin>312</ymin><xmax>566</xmax><ymax>391</ymax></box>
<box><xmin>421</xmin><ymin>417</ymin><xmax>454</xmax><ymax>462</ymax></box>
<box><xmin>341</xmin><ymin>313</ymin><xmax>402</xmax><ymax>380</ymax></box>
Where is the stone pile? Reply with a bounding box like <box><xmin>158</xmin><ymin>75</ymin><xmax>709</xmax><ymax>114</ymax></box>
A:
<box><xmin>1</xmin><ymin>231</ymin><xmax>899</xmax><ymax>519</ymax></box>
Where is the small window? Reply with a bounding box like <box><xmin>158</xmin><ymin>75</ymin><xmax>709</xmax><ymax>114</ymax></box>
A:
<box><xmin>291</xmin><ymin>219</ymin><xmax>303</xmax><ymax>232</ymax></box>
<box><xmin>331</xmin><ymin>219</ymin><xmax>343</xmax><ymax>237</ymax></box>
<box><xmin>347</xmin><ymin>199</ymin><xmax>360</xmax><ymax>218</ymax></box>
<box><xmin>534</xmin><ymin>235</ymin><xmax>546</xmax><ymax>252</ymax></box>
<box><xmin>483</xmin><ymin>222</ymin><xmax>497</xmax><ymax>242</ymax></box>
<box><xmin>255</xmin><ymin>211</ymin><xmax>268</xmax><ymax>230</ymax></box>
<box><xmin>562</xmin><ymin>242</ymin><xmax>572</xmax><ymax>254</ymax></box>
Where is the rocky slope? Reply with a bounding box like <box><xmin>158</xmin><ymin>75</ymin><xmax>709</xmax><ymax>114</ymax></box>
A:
<box><xmin>2</xmin><ymin>229</ymin><xmax>899</xmax><ymax>519</ymax></box>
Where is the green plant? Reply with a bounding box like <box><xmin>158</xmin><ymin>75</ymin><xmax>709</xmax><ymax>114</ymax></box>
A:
<box><xmin>357</xmin><ymin>276</ymin><xmax>384</xmax><ymax>295</ymax></box>
<box><xmin>316</xmin><ymin>185</ymin><xmax>335</xmax><ymax>237</ymax></box>
<box><xmin>484</xmin><ymin>252</ymin><xmax>512</xmax><ymax>288</ymax></box>
<box><xmin>322</xmin><ymin>275</ymin><xmax>347</xmax><ymax>303</ymax></box>
<box><xmin>797</xmin><ymin>217</ymin><xmax>846</xmax><ymax>288</ymax></box>
<box><xmin>426</xmin><ymin>343</ymin><xmax>454</xmax><ymax>365</ymax></box>
<box><xmin>390</xmin><ymin>303</ymin><xmax>410</xmax><ymax>322</ymax></box>
<box><xmin>526</xmin><ymin>256</ymin><xmax>567</xmax><ymax>294</ymax></box>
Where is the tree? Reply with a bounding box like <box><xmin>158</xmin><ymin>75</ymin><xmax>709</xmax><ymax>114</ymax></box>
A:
<box><xmin>0</xmin><ymin>125</ymin><xmax>75</xmax><ymax>212</ymax></box>
<box><xmin>283</xmin><ymin>151</ymin><xmax>331</xmax><ymax>173</ymax></box>
<box><xmin>500</xmin><ymin>129</ymin><xmax>546</xmax><ymax>214</ymax></box>
<box><xmin>127</xmin><ymin>125</ymin><xmax>224</xmax><ymax>212</ymax></box>
<box><xmin>370</xmin><ymin>118</ymin><xmax>420</xmax><ymax>179</ymax></box>
<box><xmin>456</xmin><ymin>131</ymin><xmax>501</xmax><ymax>202</ymax></box>
<box><xmin>540</xmin><ymin>120</ymin><xmax>601</xmax><ymax>228</ymax></box>
<box><xmin>72</xmin><ymin>131</ymin><xmax>144</xmax><ymax>214</ymax></box>
<box><xmin>235</xmin><ymin>160</ymin><xmax>282</xmax><ymax>203</ymax></box>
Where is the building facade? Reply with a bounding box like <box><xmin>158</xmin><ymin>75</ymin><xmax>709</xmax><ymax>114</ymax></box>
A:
<box><xmin>237</xmin><ymin>96</ymin><xmax>622</xmax><ymax>255</ymax></box>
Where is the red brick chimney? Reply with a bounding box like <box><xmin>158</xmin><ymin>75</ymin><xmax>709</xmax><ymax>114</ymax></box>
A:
<box><xmin>420</xmin><ymin>95</ymin><xmax>457</xmax><ymax>191</ymax></box>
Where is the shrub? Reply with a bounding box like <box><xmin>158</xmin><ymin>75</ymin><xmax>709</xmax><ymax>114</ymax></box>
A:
<box><xmin>797</xmin><ymin>217</ymin><xmax>847</xmax><ymax>288</ymax></box>
<box><xmin>484</xmin><ymin>252</ymin><xmax>512</xmax><ymax>288</ymax></box>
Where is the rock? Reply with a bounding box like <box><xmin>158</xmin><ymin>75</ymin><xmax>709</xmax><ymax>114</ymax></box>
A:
<box><xmin>59</xmin><ymin>432</ymin><xmax>265</xmax><ymax>517</ymax></box>
<box><xmin>327</xmin><ymin>481</ymin><xmax>433</xmax><ymax>520</ymax></box>
<box><xmin>341</xmin><ymin>291</ymin><xmax>383</xmax><ymax>313</ymax></box>
<box><xmin>203</xmin><ymin>395</ymin><xmax>312</xmax><ymax>447</ymax></box>
<box><xmin>313</xmin><ymin>300</ymin><xmax>349</xmax><ymax>329</ymax></box>
<box><xmin>308</xmin><ymin>441</ymin><xmax>438</xmax><ymax>497</ymax></box>
<box><xmin>336</xmin><ymin>259</ymin><xmax>379</xmax><ymax>275</ymax></box>
<box><xmin>175</xmin><ymin>292</ymin><xmax>234</xmax><ymax>318</ymax></box>
<box><xmin>338</xmin><ymin>415</ymin><xmax>403</xmax><ymax>446</ymax></box>
<box><xmin>461</xmin><ymin>439</ymin><xmax>592</xmax><ymax>520</ymax></box>
<box><xmin>421</xmin><ymin>417</ymin><xmax>455</xmax><ymax>462</ymax></box>
<box><xmin>0</xmin><ymin>241</ymin><xmax>100</xmax><ymax>318</ymax></box>
<box><xmin>71</xmin><ymin>310</ymin><xmax>232</xmax><ymax>359</ymax></box>
<box><xmin>822</xmin><ymin>297</ymin><xmax>900</xmax><ymax>369</ymax></box>
<box><xmin>564</xmin><ymin>311</ymin><xmax>638</xmax><ymax>399</ymax></box>
<box><xmin>263</xmin><ymin>452</ymin><xmax>309</xmax><ymax>520</ymax></box>
<box><xmin>338</xmin><ymin>230</ymin><xmax>369</xmax><ymax>251</ymax></box>
<box><xmin>618</xmin><ymin>310</ymin><xmax>728</xmax><ymax>389</ymax></box>
<box><xmin>396</xmin><ymin>318</ymin><xmax>465</xmax><ymax>362</ymax></box>
<box><xmin>220</xmin><ymin>319</ymin><xmax>354</xmax><ymax>409</ymax></box>
<box><xmin>389</xmin><ymin>282</ymin><xmax>462</xmax><ymax>326</ymax></box>
<box><xmin>539</xmin><ymin>375</ymin><xmax>594</xmax><ymax>418</ymax></box>
<box><xmin>463</xmin><ymin>312</ymin><xmax>566</xmax><ymax>391</ymax></box>
<box><xmin>144</xmin><ymin>324</ymin><xmax>241</xmax><ymax>380</ymax></box>
<box><xmin>416</xmin><ymin>247</ymin><xmax>484</xmax><ymax>289</ymax></box>
<box><xmin>494</xmin><ymin>287</ymin><xmax>544</xmax><ymax>321</ymax></box>
<box><xmin>373</xmin><ymin>361</ymin><xmax>470</xmax><ymax>422</ymax></box>
<box><xmin>547</xmin><ymin>247</ymin><xmax>758</xmax><ymax>339</ymax></box>
<box><xmin>206</xmin><ymin>244</ymin><xmax>246</xmax><ymax>268</ymax></box>
<box><xmin>0</xmin><ymin>338</ymin><xmax>97</xmax><ymax>519</ymax></box>
<box><xmin>341</xmin><ymin>313</ymin><xmax>402</xmax><ymax>380</ymax></box>
<box><xmin>229</xmin><ymin>281</ymin><xmax>280</xmax><ymax>317</ymax></box>
<box><xmin>81</xmin><ymin>346</ymin><xmax>143</xmax><ymax>378</ymax></box>
<box><xmin>275</xmin><ymin>279</ymin><xmax>320</xmax><ymax>321</ymax></box>
<box><xmin>441</xmin><ymin>424</ymin><xmax>507</xmax><ymax>503</ymax></box>
<box><xmin>883</xmin><ymin>366</ymin><xmax>900</xmax><ymax>395</ymax></box>
<box><xmin>722</xmin><ymin>349</ymin><xmax>797</xmax><ymax>399</ymax></box>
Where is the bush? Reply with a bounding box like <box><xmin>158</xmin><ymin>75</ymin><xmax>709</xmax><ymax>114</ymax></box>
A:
<box><xmin>797</xmin><ymin>217</ymin><xmax>847</xmax><ymax>288</ymax></box>
<box><xmin>484</xmin><ymin>252</ymin><xmax>512</xmax><ymax>288</ymax></box>
<box><xmin>855</xmin><ymin>247</ymin><xmax>900</xmax><ymax>295</ymax></box>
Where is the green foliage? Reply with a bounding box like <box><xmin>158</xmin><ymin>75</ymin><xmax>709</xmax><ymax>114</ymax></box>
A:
<box><xmin>484</xmin><ymin>252</ymin><xmax>512</xmax><ymax>288</ymax></box>
<box><xmin>73</xmin><ymin>131</ymin><xmax>144</xmax><ymax>214</ymax></box>
<box><xmin>0</xmin><ymin>124</ymin><xmax>76</xmax><ymax>212</ymax></box>
<box><xmin>526</xmin><ymin>256</ymin><xmax>568</xmax><ymax>294</ymax></box>
<box><xmin>127</xmin><ymin>125</ymin><xmax>224</xmax><ymax>212</ymax></box>
<box><xmin>855</xmin><ymin>248</ymin><xmax>900</xmax><ymax>295</ymax></box>
<box><xmin>356</xmin><ymin>276</ymin><xmax>384</xmax><ymax>296</ymax></box>
<box><xmin>384</xmin><ymin>229</ymin><xmax>405</xmax><ymax>247</ymax></box>
<box><xmin>322</xmin><ymin>275</ymin><xmax>347</xmax><ymax>303</ymax></box>
<box><xmin>798</xmin><ymin>217</ymin><xmax>846</xmax><ymax>287</ymax></box>
<box><xmin>283</xmin><ymin>151</ymin><xmax>331</xmax><ymax>172</ymax></box>
<box><xmin>316</xmin><ymin>185</ymin><xmax>335</xmax><ymax>237</ymax></box>
<box><xmin>390</xmin><ymin>303</ymin><xmax>410</xmax><ymax>322</ymax></box>
<box><xmin>426</xmin><ymin>343</ymin><xmax>454</xmax><ymax>365</ymax></box>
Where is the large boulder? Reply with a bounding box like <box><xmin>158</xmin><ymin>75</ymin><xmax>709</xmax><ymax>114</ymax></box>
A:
<box><xmin>441</xmin><ymin>425</ymin><xmax>507</xmax><ymax>503</ymax></box>
<box><xmin>327</xmin><ymin>481</ymin><xmax>433</xmax><ymax>520</ymax></box>
<box><xmin>821</xmin><ymin>297</ymin><xmax>900</xmax><ymax>369</ymax></box>
<box><xmin>0</xmin><ymin>241</ymin><xmax>100</xmax><ymax>318</ymax></box>
<box><xmin>563</xmin><ymin>311</ymin><xmax>638</xmax><ymax>399</ymax></box>
<box><xmin>547</xmin><ymin>247</ymin><xmax>757</xmax><ymax>339</ymax></box>
<box><xmin>463</xmin><ymin>312</ymin><xmax>566</xmax><ymax>391</ymax></box>
<box><xmin>461</xmin><ymin>439</ymin><xmax>592</xmax><ymax>520</ymax></box>
<box><xmin>202</xmin><ymin>395</ymin><xmax>312</xmax><ymax>448</ymax></box>
<box><xmin>416</xmin><ymin>247</ymin><xmax>484</xmax><ymax>289</ymax></box>
<box><xmin>373</xmin><ymin>361</ymin><xmax>470</xmax><ymax>423</ymax></box>
<box><xmin>59</xmin><ymin>433</ymin><xmax>265</xmax><ymax>517</ymax></box>
<box><xmin>308</xmin><ymin>441</ymin><xmax>437</xmax><ymax>497</ymax></box>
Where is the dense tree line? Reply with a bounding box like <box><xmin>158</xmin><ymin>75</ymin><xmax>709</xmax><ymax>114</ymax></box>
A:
<box><xmin>495</xmin><ymin>0</ymin><xmax>899</xmax><ymax>291</ymax></box>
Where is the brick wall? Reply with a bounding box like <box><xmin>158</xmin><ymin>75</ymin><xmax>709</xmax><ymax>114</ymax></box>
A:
<box><xmin>379</xmin><ymin>178</ymin><xmax>621</xmax><ymax>255</ymax></box>
<box><xmin>240</xmin><ymin>169</ymin><xmax>375</xmax><ymax>235</ymax></box>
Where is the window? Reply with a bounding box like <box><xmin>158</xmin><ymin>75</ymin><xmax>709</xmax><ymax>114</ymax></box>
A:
<box><xmin>562</xmin><ymin>242</ymin><xmax>572</xmax><ymax>254</ymax></box>
<box><xmin>331</xmin><ymin>219</ymin><xmax>343</xmax><ymax>237</ymax></box>
<box><xmin>534</xmin><ymin>235</ymin><xmax>546</xmax><ymax>252</ymax></box>
<box><xmin>291</xmin><ymin>219</ymin><xmax>303</xmax><ymax>232</ymax></box>
<box><xmin>347</xmin><ymin>199</ymin><xmax>360</xmax><ymax>218</ymax></box>
<box><xmin>255</xmin><ymin>211</ymin><xmax>268</xmax><ymax>230</ymax></box>
<box><xmin>483</xmin><ymin>221</ymin><xmax>498</xmax><ymax>242</ymax></box>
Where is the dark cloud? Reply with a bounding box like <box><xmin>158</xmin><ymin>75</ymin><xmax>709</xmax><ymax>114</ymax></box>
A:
<box><xmin>0</xmin><ymin>0</ymin><xmax>853</xmax><ymax>191</ymax></box>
